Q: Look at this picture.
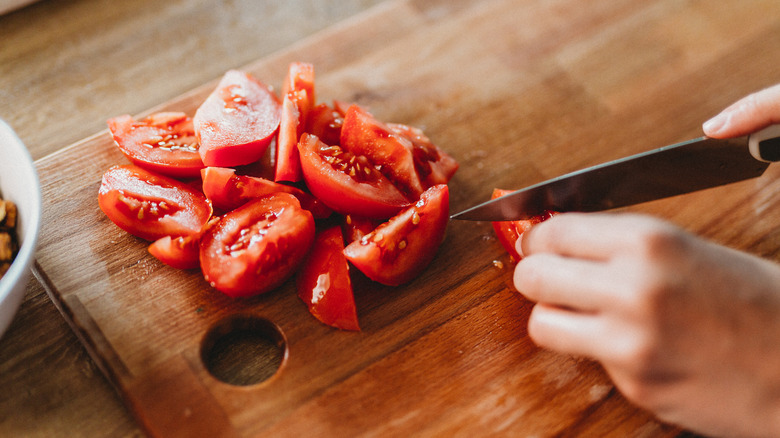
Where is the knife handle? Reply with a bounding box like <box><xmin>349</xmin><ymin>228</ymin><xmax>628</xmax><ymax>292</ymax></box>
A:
<box><xmin>748</xmin><ymin>124</ymin><xmax>780</xmax><ymax>162</ymax></box>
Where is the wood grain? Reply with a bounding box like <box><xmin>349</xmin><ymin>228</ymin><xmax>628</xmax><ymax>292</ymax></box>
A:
<box><xmin>24</xmin><ymin>0</ymin><xmax>780</xmax><ymax>436</ymax></box>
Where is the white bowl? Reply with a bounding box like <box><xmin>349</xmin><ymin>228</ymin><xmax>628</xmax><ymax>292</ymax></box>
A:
<box><xmin>0</xmin><ymin>120</ymin><xmax>42</xmax><ymax>339</ymax></box>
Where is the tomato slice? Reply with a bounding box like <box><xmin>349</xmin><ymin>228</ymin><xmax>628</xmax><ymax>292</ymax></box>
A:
<box><xmin>386</xmin><ymin>122</ymin><xmax>458</xmax><ymax>188</ymax></box>
<box><xmin>340</xmin><ymin>105</ymin><xmax>425</xmax><ymax>200</ymax></box>
<box><xmin>343</xmin><ymin>184</ymin><xmax>449</xmax><ymax>286</ymax></box>
<box><xmin>305</xmin><ymin>102</ymin><xmax>346</xmax><ymax>146</ymax></box>
<box><xmin>276</xmin><ymin>62</ymin><xmax>316</xmax><ymax>183</ymax></box>
<box><xmin>194</xmin><ymin>70</ymin><xmax>281</xmax><ymax>167</ymax></box>
<box><xmin>298</xmin><ymin>133</ymin><xmax>409</xmax><ymax>219</ymax></box>
<box><xmin>296</xmin><ymin>226</ymin><xmax>359</xmax><ymax>331</ymax></box>
<box><xmin>490</xmin><ymin>188</ymin><xmax>556</xmax><ymax>262</ymax></box>
<box><xmin>340</xmin><ymin>105</ymin><xmax>458</xmax><ymax>201</ymax></box>
<box><xmin>199</xmin><ymin>193</ymin><xmax>315</xmax><ymax>298</ymax></box>
<box><xmin>107</xmin><ymin>112</ymin><xmax>204</xmax><ymax>178</ymax></box>
<box><xmin>148</xmin><ymin>234</ymin><xmax>201</xmax><ymax>270</ymax></box>
<box><xmin>98</xmin><ymin>165</ymin><xmax>213</xmax><ymax>241</ymax></box>
<box><xmin>201</xmin><ymin>166</ymin><xmax>331</xmax><ymax>218</ymax></box>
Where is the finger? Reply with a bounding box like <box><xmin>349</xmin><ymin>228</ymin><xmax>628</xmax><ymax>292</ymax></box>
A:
<box><xmin>519</xmin><ymin>212</ymin><xmax>661</xmax><ymax>261</ymax></box>
<box><xmin>526</xmin><ymin>303</ymin><xmax>605</xmax><ymax>359</ymax></box>
<box><xmin>703</xmin><ymin>83</ymin><xmax>780</xmax><ymax>138</ymax></box>
<box><xmin>514</xmin><ymin>253</ymin><xmax>621</xmax><ymax>312</ymax></box>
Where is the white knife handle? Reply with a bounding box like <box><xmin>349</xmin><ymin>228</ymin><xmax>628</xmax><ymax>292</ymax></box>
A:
<box><xmin>748</xmin><ymin>124</ymin><xmax>780</xmax><ymax>162</ymax></box>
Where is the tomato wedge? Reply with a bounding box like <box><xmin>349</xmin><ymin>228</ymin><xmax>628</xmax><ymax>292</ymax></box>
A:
<box><xmin>340</xmin><ymin>105</ymin><xmax>459</xmax><ymax>201</ymax></box>
<box><xmin>194</xmin><ymin>70</ymin><xmax>281</xmax><ymax>167</ymax></box>
<box><xmin>490</xmin><ymin>188</ymin><xmax>556</xmax><ymax>262</ymax></box>
<box><xmin>276</xmin><ymin>62</ymin><xmax>315</xmax><ymax>183</ymax></box>
<box><xmin>201</xmin><ymin>166</ymin><xmax>331</xmax><ymax>218</ymax></box>
<box><xmin>298</xmin><ymin>133</ymin><xmax>409</xmax><ymax>219</ymax></box>
<box><xmin>199</xmin><ymin>193</ymin><xmax>315</xmax><ymax>298</ymax></box>
<box><xmin>107</xmin><ymin>112</ymin><xmax>204</xmax><ymax>178</ymax></box>
<box><xmin>340</xmin><ymin>105</ymin><xmax>425</xmax><ymax>200</ymax></box>
<box><xmin>148</xmin><ymin>234</ymin><xmax>201</xmax><ymax>270</ymax></box>
<box><xmin>98</xmin><ymin>165</ymin><xmax>212</xmax><ymax>241</ymax></box>
<box><xmin>344</xmin><ymin>184</ymin><xmax>449</xmax><ymax>286</ymax></box>
<box><xmin>386</xmin><ymin>122</ymin><xmax>459</xmax><ymax>188</ymax></box>
<box><xmin>296</xmin><ymin>226</ymin><xmax>359</xmax><ymax>331</ymax></box>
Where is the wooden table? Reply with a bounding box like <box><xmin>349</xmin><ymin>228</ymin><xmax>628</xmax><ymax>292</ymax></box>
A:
<box><xmin>3</xmin><ymin>0</ymin><xmax>780</xmax><ymax>436</ymax></box>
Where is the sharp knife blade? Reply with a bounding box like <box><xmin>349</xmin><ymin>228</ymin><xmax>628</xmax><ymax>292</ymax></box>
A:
<box><xmin>451</xmin><ymin>127</ymin><xmax>780</xmax><ymax>222</ymax></box>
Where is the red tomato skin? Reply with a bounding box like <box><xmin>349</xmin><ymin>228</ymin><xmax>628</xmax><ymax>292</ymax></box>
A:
<box><xmin>107</xmin><ymin>113</ymin><xmax>204</xmax><ymax>178</ymax></box>
<box><xmin>98</xmin><ymin>165</ymin><xmax>212</xmax><ymax>241</ymax></box>
<box><xmin>274</xmin><ymin>91</ymin><xmax>307</xmax><ymax>182</ymax></box>
<box><xmin>148</xmin><ymin>234</ymin><xmax>201</xmax><ymax>270</ymax></box>
<box><xmin>199</xmin><ymin>193</ymin><xmax>315</xmax><ymax>298</ymax></box>
<box><xmin>298</xmin><ymin>133</ymin><xmax>409</xmax><ymax>219</ymax></box>
<box><xmin>201</xmin><ymin>167</ymin><xmax>331</xmax><ymax>218</ymax></box>
<box><xmin>296</xmin><ymin>226</ymin><xmax>359</xmax><ymax>331</ymax></box>
<box><xmin>276</xmin><ymin>62</ymin><xmax>316</xmax><ymax>182</ymax></box>
<box><xmin>490</xmin><ymin>188</ymin><xmax>556</xmax><ymax>262</ymax></box>
<box><xmin>194</xmin><ymin>70</ymin><xmax>281</xmax><ymax>167</ymax></box>
<box><xmin>343</xmin><ymin>184</ymin><xmax>449</xmax><ymax>286</ymax></box>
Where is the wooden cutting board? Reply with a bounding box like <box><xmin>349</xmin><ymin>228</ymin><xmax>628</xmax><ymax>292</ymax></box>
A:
<box><xmin>33</xmin><ymin>0</ymin><xmax>780</xmax><ymax>436</ymax></box>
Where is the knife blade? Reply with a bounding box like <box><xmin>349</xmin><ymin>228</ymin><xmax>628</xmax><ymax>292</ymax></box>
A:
<box><xmin>451</xmin><ymin>125</ymin><xmax>780</xmax><ymax>222</ymax></box>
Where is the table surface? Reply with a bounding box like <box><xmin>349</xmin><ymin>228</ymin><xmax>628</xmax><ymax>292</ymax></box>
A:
<box><xmin>2</xmin><ymin>0</ymin><xmax>778</xmax><ymax>436</ymax></box>
<box><xmin>0</xmin><ymin>1</ymin><xmax>383</xmax><ymax>436</ymax></box>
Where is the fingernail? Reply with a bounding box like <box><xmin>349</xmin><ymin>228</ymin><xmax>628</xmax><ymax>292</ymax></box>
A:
<box><xmin>515</xmin><ymin>234</ymin><xmax>525</xmax><ymax>259</ymax></box>
<box><xmin>703</xmin><ymin>112</ymin><xmax>727</xmax><ymax>135</ymax></box>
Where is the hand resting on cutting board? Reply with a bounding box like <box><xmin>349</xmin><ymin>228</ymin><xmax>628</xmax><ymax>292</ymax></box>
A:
<box><xmin>513</xmin><ymin>84</ymin><xmax>780</xmax><ymax>438</ymax></box>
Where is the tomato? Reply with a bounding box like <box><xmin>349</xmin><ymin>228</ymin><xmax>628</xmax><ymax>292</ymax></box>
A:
<box><xmin>386</xmin><ymin>122</ymin><xmax>458</xmax><ymax>188</ymax></box>
<box><xmin>148</xmin><ymin>234</ymin><xmax>201</xmax><ymax>270</ymax></box>
<box><xmin>201</xmin><ymin>167</ymin><xmax>331</xmax><ymax>218</ymax></box>
<box><xmin>194</xmin><ymin>70</ymin><xmax>281</xmax><ymax>167</ymax></box>
<box><xmin>98</xmin><ymin>165</ymin><xmax>212</xmax><ymax>241</ymax></box>
<box><xmin>296</xmin><ymin>226</ymin><xmax>359</xmax><ymax>331</ymax></box>
<box><xmin>343</xmin><ymin>184</ymin><xmax>449</xmax><ymax>286</ymax></box>
<box><xmin>199</xmin><ymin>193</ymin><xmax>315</xmax><ymax>297</ymax></box>
<box><xmin>490</xmin><ymin>188</ymin><xmax>556</xmax><ymax>262</ymax></box>
<box><xmin>305</xmin><ymin>102</ymin><xmax>346</xmax><ymax>146</ymax></box>
<box><xmin>298</xmin><ymin>133</ymin><xmax>409</xmax><ymax>219</ymax></box>
<box><xmin>340</xmin><ymin>105</ymin><xmax>459</xmax><ymax>200</ymax></box>
<box><xmin>276</xmin><ymin>62</ymin><xmax>315</xmax><ymax>182</ymax></box>
<box><xmin>339</xmin><ymin>104</ymin><xmax>425</xmax><ymax>200</ymax></box>
<box><xmin>107</xmin><ymin>112</ymin><xmax>204</xmax><ymax>178</ymax></box>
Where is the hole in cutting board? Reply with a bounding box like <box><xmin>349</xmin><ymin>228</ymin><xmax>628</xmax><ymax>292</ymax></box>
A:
<box><xmin>201</xmin><ymin>315</ymin><xmax>287</xmax><ymax>386</ymax></box>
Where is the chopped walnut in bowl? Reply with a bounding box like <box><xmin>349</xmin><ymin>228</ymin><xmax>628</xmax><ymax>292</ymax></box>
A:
<box><xmin>0</xmin><ymin>199</ymin><xmax>18</xmax><ymax>280</ymax></box>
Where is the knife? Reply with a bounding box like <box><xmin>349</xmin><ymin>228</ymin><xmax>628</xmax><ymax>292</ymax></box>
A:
<box><xmin>451</xmin><ymin>125</ymin><xmax>780</xmax><ymax>222</ymax></box>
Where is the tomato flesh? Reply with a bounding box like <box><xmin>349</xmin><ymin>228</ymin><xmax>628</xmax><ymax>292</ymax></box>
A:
<box><xmin>201</xmin><ymin>166</ymin><xmax>331</xmax><ymax>218</ymax></box>
<box><xmin>296</xmin><ymin>226</ymin><xmax>359</xmax><ymax>331</ymax></box>
<box><xmin>490</xmin><ymin>188</ymin><xmax>556</xmax><ymax>262</ymax></box>
<box><xmin>194</xmin><ymin>70</ymin><xmax>281</xmax><ymax>167</ymax></box>
<box><xmin>98</xmin><ymin>165</ymin><xmax>212</xmax><ymax>241</ymax></box>
<box><xmin>343</xmin><ymin>184</ymin><xmax>449</xmax><ymax>286</ymax></box>
<box><xmin>199</xmin><ymin>193</ymin><xmax>315</xmax><ymax>298</ymax></box>
<box><xmin>298</xmin><ymin>133</ymin><xmax>409</xmax><ymax>219</ymax></box>
<box><xmin>107</xmin><ymin>112</ymin><xmax>204</xmax><ymax>178</ymax></box>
